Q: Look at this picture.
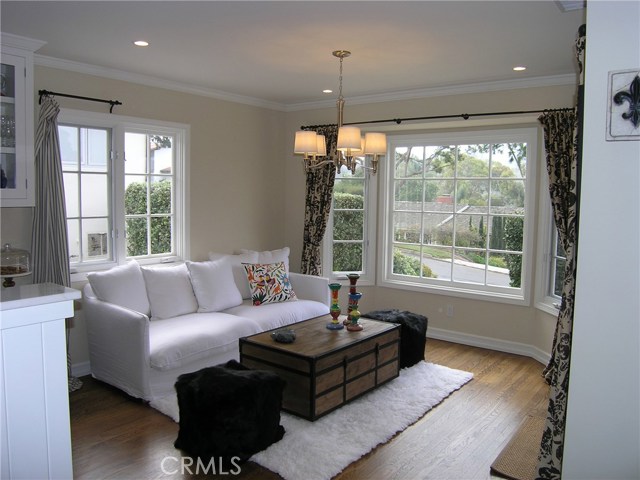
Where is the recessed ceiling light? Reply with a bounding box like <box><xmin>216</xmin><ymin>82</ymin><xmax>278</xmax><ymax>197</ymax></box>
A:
<box><xmin>133</xmin><ymin>40</ymin><xmax>149</xmax><ymax>47</ymax></box>
<box><xmin>323</xmin><ymin>89</ymin><xmax>333</xmax><ymax>94</ymax></box>
<box><xmin>513</xmin><ymin>66</ymin><xmax>527</xmax><ymax>71</ymax></box>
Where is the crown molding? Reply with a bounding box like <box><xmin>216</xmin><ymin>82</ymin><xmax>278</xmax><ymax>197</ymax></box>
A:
<box><xmin>1</xmin><ymin>33</ymin><xmax>47</xmax><ymax>53</ymax></box>
<box><xmin>34</xmin><ymin>54</ymin><xmax>287</xmax><ymax>111</ymax></box>
<box><xmin>556</xmin><ymin>1</ymin><xmax>585</xmax><ymax>12</ymax></box>
<box><xmin>34</xmin><ymin>54</ymin><xmax>576</xmax><ymax>114</ymax></box>
<box><xmin>284</xmin><ymin>74</ymin><xmax>577</xmax><ymax>112</ymax></box>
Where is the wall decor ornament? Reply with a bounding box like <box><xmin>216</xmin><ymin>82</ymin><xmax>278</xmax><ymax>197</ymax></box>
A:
<box><xmin>607</xmin><ymin>69</ymin><xmax>640</xmax><ymax>141</ymax></box>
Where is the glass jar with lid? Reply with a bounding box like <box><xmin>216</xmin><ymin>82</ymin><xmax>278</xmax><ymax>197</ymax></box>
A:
<box><xmin>1</xmin><ymin>243</ymin><xmax>31</xmax><ymax>287</ymax></box>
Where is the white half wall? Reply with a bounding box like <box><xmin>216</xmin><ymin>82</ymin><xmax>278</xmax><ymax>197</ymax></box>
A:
<box><xmin>563</xmin><ymin>2</ymin><xmax>640</xmax><ymax>478</ymax></box>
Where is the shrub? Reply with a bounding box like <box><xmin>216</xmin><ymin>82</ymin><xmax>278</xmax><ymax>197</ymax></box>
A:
<box><xmin>333</xmin><ymin>192</ymin><xmax>364</xmax><ymax>271</ymax></box>
<box><xmin>504</xmin><ymin>215</ymin><xmax>524</xmax><ymax>287</ymax></box>
<box><xmin>393</xmin><ymin>249</ymin><xmax>437</xmax><ymax>278</ymax></box>
<box><xmin>124</xmin><ymin>180</ymin><xmax>172</xmax><ymax>256</ymax></box>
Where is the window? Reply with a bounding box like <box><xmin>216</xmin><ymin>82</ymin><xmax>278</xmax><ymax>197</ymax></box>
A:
<box><xmin>381</xmin><ymin>128</ymin><xmax>537</xmax><ymax>304</ymax></box>
<box><xmin>60</xmin><ymin>125</ymin><xmax>112</xmax><ymax>264</ymax></box>
<box><xmin>123</xmin><ymin>131</ymin><xmax>176</xmax><ymax>258</ymax></box>
<box><xmin>549</xmin><ymin>227</ymin><xmax>566</xmax><ymax>299</ymax></box>
<box><xmin>536</xmin><ymin>210</ymin><xmax>565</xmax><ymax>314</ymax></box>
<box><xmin>322</xmin><ymin>161</ymin><xmax>377</xmax><ymax>284</ymax></box>
<box><xmin>535</xmin><ymin>168</ymin><xmax>565</xmax><ymax>314</ymax></box>
<box><xmin>58</xmin><ymin>110</ymin><xmax>189</xmax><ymax>277</ymax></box>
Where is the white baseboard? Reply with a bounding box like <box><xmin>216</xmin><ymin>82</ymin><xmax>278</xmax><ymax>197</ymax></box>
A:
<box><xmin>71</xmin><ymin>361</ymin><xmax>91</xmax><ymax>378</ymax></box>
<box><xmin>427</xmin><ymin>327</ymin><xmax>551</xmax><ymax>366</ymax></box>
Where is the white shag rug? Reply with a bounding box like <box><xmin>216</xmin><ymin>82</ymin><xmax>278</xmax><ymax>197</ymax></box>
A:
<box><xmin>151</xmin><ymin>361</ymin><xmax>473</xmax><ymax>480</ymax></box>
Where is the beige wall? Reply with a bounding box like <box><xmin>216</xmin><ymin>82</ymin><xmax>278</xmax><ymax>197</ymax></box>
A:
<box><xmin>1</xmin><ymin>66</ymin><xmax>288</xmax><ymax>369</ymax></box>
<box><xmin>0</xmin><ymin>65</ymin><xmax>571</xmax><ymax>370</ymax></box>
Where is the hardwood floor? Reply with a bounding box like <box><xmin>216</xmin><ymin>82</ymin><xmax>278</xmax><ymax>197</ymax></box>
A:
<box><xmin>70</xmin><ymin>339</ymin><xmax>549</xmax><ymax>479</ymax></box>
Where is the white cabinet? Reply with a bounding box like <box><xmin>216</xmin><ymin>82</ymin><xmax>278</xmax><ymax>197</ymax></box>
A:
<box><xmin>0</xmin><ymin>283</ymin><xmax>81</xmax><ymax>479</ymax></box>
<box><xmin>0</xmin><ymin>34</ymin><xmax>45</xmax><ymax>207</ymax></box>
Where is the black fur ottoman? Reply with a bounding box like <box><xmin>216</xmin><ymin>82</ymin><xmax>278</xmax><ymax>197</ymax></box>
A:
<box><xmin>174</xmin><ymin>360</ymin><xmax>285</xmax><ymax>465</ymax></box>
<box><xmin>362</xmin><ymin>309</ymin><xmax>428</xmax><ymax>369</ymax></box>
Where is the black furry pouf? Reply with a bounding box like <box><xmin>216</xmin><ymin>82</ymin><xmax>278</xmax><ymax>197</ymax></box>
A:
<box><xmin>174</xmin><ymin>360</ymin><xmax>285</xmax><ymax>465</ymax></box>
<box><xmin>362</xmin><ymin>309</ymin><xmax>428</xmax><ymax>369</ymax></box>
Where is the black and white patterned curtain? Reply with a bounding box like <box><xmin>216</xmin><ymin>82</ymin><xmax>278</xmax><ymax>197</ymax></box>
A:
<box><xmin>31</xmin><ymin>95</ymin><xmax>82</xmax><ymax>392</ymax></box>
<box><xmin>536</xmin><ymin>24</ymin><xmax>585</xmax><ymax>480</ymax></box>
<box><xmin>300</xmin><ymin>125</ymin><xmax>338</xmax><ymax>276</ymax></box>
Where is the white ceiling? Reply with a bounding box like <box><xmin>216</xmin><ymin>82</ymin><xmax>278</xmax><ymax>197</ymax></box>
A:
<box><xmin>1</xmin><ymin>1</ymin><xmax>585</xmax><ymax>110</ymax></box>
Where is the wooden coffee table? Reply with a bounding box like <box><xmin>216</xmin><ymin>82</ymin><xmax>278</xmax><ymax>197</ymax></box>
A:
<box><xmin>239</xmin><ymin>314</ymin><xmax>400</xmax><ymax>421</ymax></box>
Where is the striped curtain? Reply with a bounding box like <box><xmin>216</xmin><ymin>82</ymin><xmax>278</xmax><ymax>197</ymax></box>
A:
<box><xmin>31</xmin><ymin>95</ymin><xmax>82</xmax><ymax>392</ymax></box>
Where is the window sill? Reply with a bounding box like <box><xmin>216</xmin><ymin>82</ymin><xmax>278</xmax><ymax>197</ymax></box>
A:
<box><xmin>535</xmin><ymin>299</ymin><xmax>560</xmax><ymax>316</ymax></box>
<box><xmin>379</xmin><ymin>277</ymin><xmax>528</xmax><ymax>306</ymax></box>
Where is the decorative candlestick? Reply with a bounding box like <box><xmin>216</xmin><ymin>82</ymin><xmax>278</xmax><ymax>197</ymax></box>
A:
<box><xmin>346</xmin><ymin>292</ymin><xmax>363</xmax><ymax>331</ymax></box>
<box><xmin>345</xmin><ymin>273</ymin><xmax>360</xmax><ymax>324</ymax></box>
<box><xmin>327</xmin><ymin>283</ymin><xmax>344</xmax><ymax>330</ymax></box>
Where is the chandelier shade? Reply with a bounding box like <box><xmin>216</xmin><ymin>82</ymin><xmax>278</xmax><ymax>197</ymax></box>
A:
<box><xmin>316</xmin><ymin>134</ymin><xmax>327</xmax><ymax>156</ymax></box>
<box><xmin>364</xmin><ymin>132</ymin><xmax>387</xmax><ymax>155</ymax></box>
<box><xmin>337</xmin><ymin>126</ymin><xmax>362</xmax><ymax>152</ymax></box>
<box><xmin>294</xmin><ymin>130</ymin><xmax>319</xmax><ymax>158</ymax></box>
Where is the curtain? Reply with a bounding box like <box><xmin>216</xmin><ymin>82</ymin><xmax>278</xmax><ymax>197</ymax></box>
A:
<box><xmin>536</xmin><ymin>24</ymin><xmax>585</xmax><ymax>480</ymax></box>
<box><xmin>300</xmin><ymin>125</ymin><xmax>338</xmax><ymax>275</ymax></box>
<box><xmin>31</xmin><ymin>95</ymin><xmax>83</xmax><ymax>392</ymax></box>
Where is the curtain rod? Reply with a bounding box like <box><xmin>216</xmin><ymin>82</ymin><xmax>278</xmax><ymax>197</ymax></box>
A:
<box><xmin>300</xmin><ymin>107</ymin><xmax>573</xmax><ymax>129</ymax></box>
<box><xmin>38</xmin><ymin>89</ymin><xmax>123</xmax><ymax>113</ymax></box>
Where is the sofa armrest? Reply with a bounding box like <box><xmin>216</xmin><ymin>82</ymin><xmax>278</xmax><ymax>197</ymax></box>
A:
<box><xmin>289</xmin><ymin>272</ymin><xmax>330</xmax><ymax>307</ymax></box>
<box><xmin>83</xmin><ymin>283</ymin><xmax>151</xmax><ymax>399</ymax></box>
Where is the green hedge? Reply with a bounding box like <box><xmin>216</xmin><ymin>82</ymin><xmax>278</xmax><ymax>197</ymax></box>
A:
<box><xmin>124</xmin><ymin>180</ymin><xmax>172</xmax><ymax>256</ymax></box>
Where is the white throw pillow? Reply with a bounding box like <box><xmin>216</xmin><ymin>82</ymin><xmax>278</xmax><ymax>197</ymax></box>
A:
<box><xmin>186</xmin><ymin>259</ymin><xmax>243</xmax><ymax>312</ymax></box>
<box><xmin>238</xmin><ymin>246</ymin><xmax>290</xmax><ymax>272</ymax></box>
<box><xmin>87</xmin><ymin>261</ymin><xmax>150</xmax><ymax>315</ymax></box>
<box><xmin>141</xmin><ymin>263</ymin><xmax>198</xmax><ymax>320</ymax></box>
<box><xmin>208</xmin><ymin>251</ymin><xmax>258</xmax><ymax>299</ymax></box>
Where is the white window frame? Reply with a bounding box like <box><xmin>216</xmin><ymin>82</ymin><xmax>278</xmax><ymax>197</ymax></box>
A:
<box><xmin>379</xmin><ymin>127</ymin><xmax>538</xmax><ymax>306</ymax></box>
<box><xmin>58</xmin><ymin>109</ymin><xmax>190</xmax><ymax>282</ymax></box>
<box><xmin>322</xmin><ymin>162</ymin><xmax>377</xmax><ymax>286</ymax></box>
<box><xmin>535</xmin><ymin>172</ymin><xmax>563</xmax><ymax>315</ymax></box>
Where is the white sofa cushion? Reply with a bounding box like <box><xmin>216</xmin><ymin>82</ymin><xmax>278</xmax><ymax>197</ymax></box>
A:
<box><xmin>187</xmin><ymin>258</ymin><xmax>243</xmax><ymax>312</ymax></box>
<box><xmin>87</xmin><ymin>261</ymin><xmax>150</xmax><ymax>315</ymax></box>
<box><xmin>209</xmin><ymin>251</ymin><xmax>258</xmax><ymax>299</ymax></box>
<box><xmin>223</xmin><ymin>299</ymin><xmax>329</xmax><ymax>332</ymax></box>
<box><xmin>238</xmin><ymin>246</ymin><xmax>290</xmax><ymax>272</ymax></box>
<box><xmin>142</xmin><ymin>263</ymin><xmax>198</xmax><ymax>320</ymax></box>
<box><xmin>148</xmin><ymin>312</ymin><xmax>260</xmax><ymax>370</ymax></box>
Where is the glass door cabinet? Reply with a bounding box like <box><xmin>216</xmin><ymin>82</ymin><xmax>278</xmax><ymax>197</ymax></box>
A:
<box><xmin>1</xmin><ymin>34</ymin><xmax>45</xmax><ymax>207</ymax></box>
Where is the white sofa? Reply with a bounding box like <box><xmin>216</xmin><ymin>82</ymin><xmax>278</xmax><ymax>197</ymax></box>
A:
<box><xmin>82</xmin><ymin>249</ymin><xmax>329</xmax><ymax>401</ymax></box>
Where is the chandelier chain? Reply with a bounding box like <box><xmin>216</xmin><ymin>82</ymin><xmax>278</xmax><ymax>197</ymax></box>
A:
<box><xmin>338</xmin><ymin>55</ymin><xmax>344</xmax><ymax>101</ymax></box>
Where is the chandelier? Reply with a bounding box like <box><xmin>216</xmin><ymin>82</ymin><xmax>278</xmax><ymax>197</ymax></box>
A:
<box><xmin>294</xmin><ymin>50</ymin><xmax>387</xmax><ymax>174</ymax></box>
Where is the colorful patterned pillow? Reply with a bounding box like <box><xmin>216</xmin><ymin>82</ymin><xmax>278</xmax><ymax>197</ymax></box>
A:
<box><xmin>243</xmin><ymin>262</ymin><xmax>297</xmax><ymax>306</ymax></box>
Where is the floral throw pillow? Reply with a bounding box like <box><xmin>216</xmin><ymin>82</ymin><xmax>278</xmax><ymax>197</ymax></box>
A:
<box><xmin>243</xmin><ymin>262</ymin><xmax>297</xmax><ymax>306</ymax></box>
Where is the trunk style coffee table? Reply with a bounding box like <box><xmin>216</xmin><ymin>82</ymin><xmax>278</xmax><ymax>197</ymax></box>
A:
<box><xmin>239</xmin><ymin>314</ymin><xmax>400</xmax><ymax>421</ymax></box>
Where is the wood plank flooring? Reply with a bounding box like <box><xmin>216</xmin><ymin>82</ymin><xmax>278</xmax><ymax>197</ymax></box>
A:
<box><xmin>70</xmin><ymin>339</ymin><xmax>549</xmax><ymax>479</ymax></box>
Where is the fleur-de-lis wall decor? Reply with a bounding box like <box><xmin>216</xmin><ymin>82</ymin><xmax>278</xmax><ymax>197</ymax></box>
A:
<box><xmin>613</xmin><ymin>74</ymin><xmax>640</xmax><ymax>128</ymax></box>
<box><xmin>607</xmin><ymin>69</ymin><xmax>640</xmax><ymax>141</ymax></box>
